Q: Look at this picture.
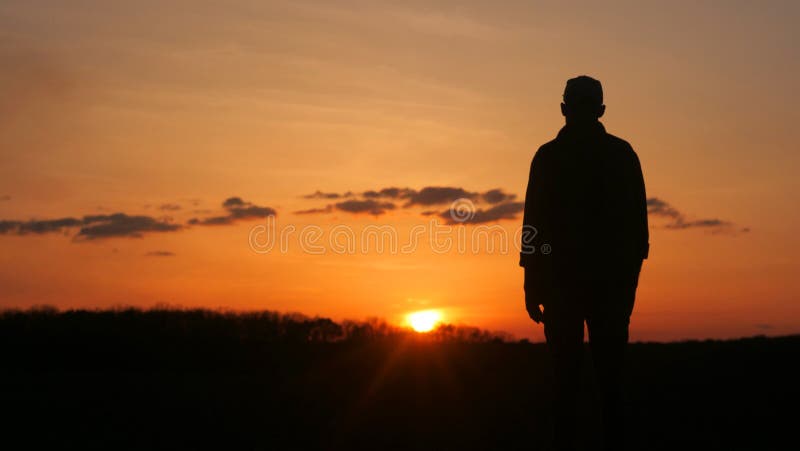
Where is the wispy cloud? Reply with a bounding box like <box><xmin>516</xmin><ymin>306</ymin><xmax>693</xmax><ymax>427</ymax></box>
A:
<box><xmin>439</xmin><ymin>201</ymin><xmax>524</xmax><ymax>225</ymax></box>
<box><xmin>294</xmin><ymin>205</ymin><xmax>334</xmax><ymax>215</ymax></box>
<box><xmin>145</xmin><ymin>250</ymin><xmax>175</xmax><ymax>257</ymax></box>
<box><xmin>647</xmin><ymin>197</ymin><xmax>747</xmax><ymax>233</ymax></box>
<box><xmin>302</xmin><ymin>190</ymin><xmax>352</xmax><ymax>200</ymax></box>
<box><xmin>5</xmin><ymin>217</ymin><xmax>84</xmax><ymax>235</ymax></box>
<box><xmin>296</xmin><ymin>186</ymin><xmax>522</xmax><ymax>223</ymax></box>
<box><xmin>78</xmin><ymin>214</ymin><xmax>182</xmax><ymax>239</ymax></box>
<box><xmin>0</xmin><ymin>214</ymin><xmax>181</xmax><ymax>239</ymax></box>
<box><xmin>335</xmin><ymin>199</ymin><xmax>396</xmax><ymax>216</ymax></box>
<box><xmin>188</xmin><ymin>197</ymin><xmax>276</xmax><ymax>226</ymax></box>
<box><xmin>404</xmin><ymin>187</ymin><xmax>477</xmax><ymax>207</ymax></box>
<box><xmin>646</xmin><ymin>198</ymin><xmax>682</xmax><ymax>219</ymax></box>
<box><xmin>0</xmin><ymin>196</ymin><xmax>275</xmax><ymax>240</ymax></box>
<box><xmin>482</xmin><ymin>189</ymin><xmax>517</xmax><ymax>204</ymax></box>
<box><xmin>78</xmin><ymin>213</ymin><xmax>182</xmax><ymax>239</ymax></box>
<box><xmin>362</xmin><ymin>187</ymin><xmax>416</xmax><ymax>200</ymax></box>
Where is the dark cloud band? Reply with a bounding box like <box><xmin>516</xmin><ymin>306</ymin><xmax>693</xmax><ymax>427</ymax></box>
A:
<box><xmin>188</xmin><ymin>197</ymin><xmax>276</xmax><ymax>226</ymax></box>
<box><xmin>647</xmin><ymin>197</ymin><xmax>744</xmax><ymax>232</ymax></box>
<box><xmin>145</xmin><ymin>250</ymin><xmax>175</xmax><ymax>257</ymax></box>
<box><xmin>297</xmin><ymin>186</ymin><xmax>519</xmax><ymax>220</ymax></box>
<box><xmin>439</xmin><ymin>201</ymin><xmax>525</xmax><ymax>225</ymax></box>
<box><xmin>0</xmin><ymin>196</ymin><xmax>275</xmax><ymax>240</ymax></box>
<box><xmin>335</xmin><ymin>199</ymin><xmax>396</xmax><ymax>216</ymax></box>
<box><xmin>0</xmin><ymin>214</ymin><xmax>180</xmax><ymax>239</ymax></box>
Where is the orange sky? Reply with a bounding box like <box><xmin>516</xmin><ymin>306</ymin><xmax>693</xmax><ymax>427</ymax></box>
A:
<box><xmin>1</xmin><ymin>0</ymin><xmax>799</xmax><ymax>341</ymax></box>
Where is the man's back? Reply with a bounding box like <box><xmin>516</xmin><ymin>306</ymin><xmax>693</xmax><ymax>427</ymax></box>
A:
<box><xmin>522</xmin><ymin>121</ymin><xmax>649</xmax><ymax>280</ymax></box>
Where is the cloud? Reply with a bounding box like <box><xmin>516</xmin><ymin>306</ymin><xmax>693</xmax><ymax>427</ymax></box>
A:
<box><xmin>294</xmin><ymin>205</ymin><xmax>334</xmax><ymax>215</ymax></box>
<box><xmin>302</xmin><ymin>190</ymin><xmax>352</xmax><ymax>199</ymax></box>
<box><xmin>0</xmin><ymin>213</ymin><xmax>181</xmax><ymax>239</ymax></box>
<box><xmin>0</xmin><ymin>220</ymin><xmax>22</xmax><ymax>234</ymax></box>
<box><xmin>439</xmin><ymin>201</ymin><xmax>524</xmax><ymax>224</ymax></box>
<box><xmin>666</xmin><ymin>219</ymin><xmax>731</xmax><ymax>230</ymax></box>
<box><xmin>482</xmin><ymin>189</ymin><xmax>517</xmax><ymax>204</ymax></box>
<box><xmin>188</xmin><ymin>216</ymin><xmax>230</xmax><ymax>226</ymax></box>
<box><xmin>0</xmin><ymin>196</ymin><xmax>275</xmax><ymax>240</ymax></box>
<box><xmin>647</xmin><ymin>197</ymin><xmax>682</xmax><ymax>219</ymax></box>
<box><xmin>222</xmin><ymin>197</ymin><xmax>246</xmax><ymax>208</ymax></box>
<box><xmin>145</xmin><ymin>250</ymin><xmax>175</xmax><ymax>257</ymax></box>
<box><xmin>362</xmin><ymin>187</ymin><xmax>416</xmax><ymax>199</ymax></box>
<box><xmin>647</xmin><ymin>197</ymin><xmax>746</xmax><ymax>232</ymax></box>
<box><xmin>188</xmin><ymin>197</ymin><xmax>276</xmax><ymax>226</ymax></box>
<box><xmin>78</xmin><ymin>214</ymin><xmax>182</xmax><ymax>239</ymax></box>
<box><xmin>402</xmin><ymin>187</ymin><xmax>515</xmax><ymax>207</ymax></box>
<box><xmin>228</xmin><ymin>204</ymin><xmax>276</xmax><ymax>219</ymax></box>
<box><xmin>296</xmin><ymin>186</ymin><xmax>519</xmax><ymax>222</ymax></box>
<box><xmin>300</xmin><ymin>187</ymin><xmax>518</xmax><ymax>211</ymax></box>
<box><xmin>159</xmin><ymin>203</ymin><xmax>181</xmax><ymax>211</ymax></box>
<box><xmin>404</xmin><ymin>186</ymin><xmax>477</xmax><ymax>206</ymax></box>
<box><xmin>335</xmin><ymin>199</ymin><xmax>396</xmax><ymax>215</ymax></box>
<box><xmin>18</xmin><ymin>217</ymin><xmax>84</xmax><ymax>234</ymax></box>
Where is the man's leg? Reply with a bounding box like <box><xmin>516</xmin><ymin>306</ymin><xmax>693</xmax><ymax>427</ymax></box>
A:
<box><xmin>544</xmin><ymin>304</ymin><xmax>585</xmax><ymax>451</ymax></box>
<box><xmin>586</xmin><ymin>287</ymin><xmax>634</xmax><ymax>451</ymax></box>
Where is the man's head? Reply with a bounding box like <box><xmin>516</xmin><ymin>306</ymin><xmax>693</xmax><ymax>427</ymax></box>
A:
<box><xmin>561</xmin><ymin>75</ymin><xmax>605</xmax><ymax>124</ymax></box>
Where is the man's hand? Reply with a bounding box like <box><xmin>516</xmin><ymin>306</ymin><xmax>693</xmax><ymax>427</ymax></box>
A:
<box><xmin>526</xmin><ymin>300</ymin><xmax>544</xmax><ymax>324</ymax></box>
<box><xmin>524</xmin><ymin>266</ymin><xmax>548</xmax><ymax>324</ymax></box>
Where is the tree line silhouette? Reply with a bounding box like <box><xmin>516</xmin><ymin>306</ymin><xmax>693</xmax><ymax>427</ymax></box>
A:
<box><xmin>1</xmin><ymin>305</ymin><xmax>511</xmax><ymax>344</ymax></box>
<box><xmin>1</xmin><ymin>306</ymin><xmax>514</xmax><ymax>370</ymax></box>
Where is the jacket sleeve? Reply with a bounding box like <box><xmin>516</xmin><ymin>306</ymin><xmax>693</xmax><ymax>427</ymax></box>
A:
<box><xmin>630</xmin><ymin>149</ymin><xmax>650</xmax><ymax>260</ymax></box>
<box><xmin>520</xmin><ymin>147</ymin><xmax>548</xmax><ymax>267</ymax></box>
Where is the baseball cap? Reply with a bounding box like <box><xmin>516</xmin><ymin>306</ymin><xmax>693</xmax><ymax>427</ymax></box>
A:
<box><xmin>563</xmin><ymin>75</ymin><xmax>603</xmax><ymax>106</ymax></box>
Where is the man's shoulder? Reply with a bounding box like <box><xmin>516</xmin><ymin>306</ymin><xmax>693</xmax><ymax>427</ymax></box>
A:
<box><xmin>533</xmin><ymin>138</ymin><xmax>559</xmax><ymax>160</ymax></box>
<box><xmin>604</xmin><ymin>132</ymin><xmax>639</xmax><ymax>161</ymax></box>
<box><xmin>604</xmin><ymin>132</ymin><xmax>634</xmax><ymax>151</ymax></box>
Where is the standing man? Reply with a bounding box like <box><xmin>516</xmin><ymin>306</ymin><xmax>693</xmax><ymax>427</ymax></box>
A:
<box><xmin>520</xmin><ymin>76</ymin><xmax>649</xmax><ymax>451</ymax></box>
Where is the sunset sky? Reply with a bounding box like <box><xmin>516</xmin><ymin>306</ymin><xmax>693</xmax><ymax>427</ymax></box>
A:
<box><xmin>1</xmin><ymin>0</ymin><xmax>798</xmax><ymax>341</ymax></box>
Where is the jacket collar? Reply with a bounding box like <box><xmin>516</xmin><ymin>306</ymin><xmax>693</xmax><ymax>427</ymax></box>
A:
<box><xmin>556</xmin><ymin>121</ymin><xmax>606</xmax><ymax>140</ymax></box>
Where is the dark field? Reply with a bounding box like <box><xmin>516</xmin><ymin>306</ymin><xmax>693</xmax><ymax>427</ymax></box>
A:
<box><xmin>1</xmin><ymin>308</ymin><xmax>797</xmax><ymax>450</ymax></box>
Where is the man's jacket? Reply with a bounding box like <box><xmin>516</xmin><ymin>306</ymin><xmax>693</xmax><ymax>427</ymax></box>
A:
<box><xmin>520</xmin><ymin>122</ymin><xmax>649</xmax><ymax>285</ymax></box>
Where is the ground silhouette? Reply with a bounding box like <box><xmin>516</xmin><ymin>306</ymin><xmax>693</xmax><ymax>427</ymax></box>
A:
<box><xmin>0</xmin><ymin>307</ymin><xmax>797</xmax><ymax>450</ymax></box>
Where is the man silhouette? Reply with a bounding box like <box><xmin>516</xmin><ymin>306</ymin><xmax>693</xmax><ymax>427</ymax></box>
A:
<box><xmin>520</xmin><ymin>76</ymin><xmax>649</xmax><ymax>451</ymax></box>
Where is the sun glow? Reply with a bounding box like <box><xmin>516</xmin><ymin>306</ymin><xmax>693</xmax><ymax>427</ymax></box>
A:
<box><xmin>406</xmin><ymin>310</ymin><xmax>442</xmax><ymax>333</ymax></box>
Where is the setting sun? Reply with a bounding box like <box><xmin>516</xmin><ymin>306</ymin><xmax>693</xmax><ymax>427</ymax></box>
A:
<box><xmin>407</xmin><ymin>310</ymin><xmax>442</xmax><ymax>333</ymax></box>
